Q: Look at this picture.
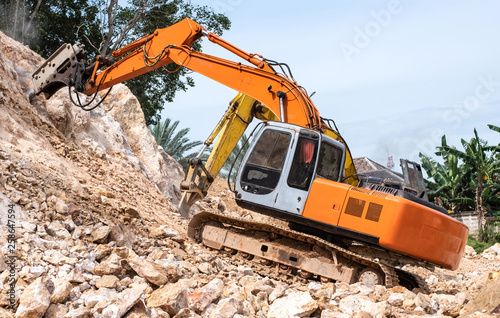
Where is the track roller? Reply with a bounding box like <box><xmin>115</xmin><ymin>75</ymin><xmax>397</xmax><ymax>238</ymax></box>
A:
<box><xmin>224</xmin><ymin>247</ymin><xmax>237</xmax><ymax>255</ymax></box>
<box><xmin>240</xmin><ymin>252</ymin><xmax>254</xmax><ymax>260</ymax></box>
<box><xmin>298</xmin><ymin>270</ymin><xmax>313</xmax><ymax>279</ymax></box>
<box><xmin>260</xmin><ymin>258</ymin><xmax>273</xmax><ymax>266</ymax></box>
<box><xmin>358</xmin><ymin>267</ymin><xmax>385</xmax><ymax>287</ymax></box>
<box><xmin>320</xmin><ymin>276</ymin><xmax>332</xmax><ymax>283</ymax></box>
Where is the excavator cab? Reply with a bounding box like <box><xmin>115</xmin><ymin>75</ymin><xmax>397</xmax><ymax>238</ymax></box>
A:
<box><xmin>235</xmin><ymin>121</ymin><xmax>345</xmax><ymax>216</ymax></box>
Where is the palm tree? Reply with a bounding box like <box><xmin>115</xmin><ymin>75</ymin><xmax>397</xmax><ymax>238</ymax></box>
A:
<box><xmin>439</xmin><ymin>128</ymin><xmax>500</xmax><ymax>233</ymax></box>
<box><xmin>420</xmin><ymin>139</ymin><xmax>471</xmax><ymax>213</ymax></box>
<box><xmin>484</xmin><ymin>124</ymin><xmax>500</xmax><ymax>217</ymax></box>
<box><xmin>219</xmin><ymin>134</ymin><xmax>250</xmax><ymax>182</ymax></box>
<box><xmin>149</xmin><ymin>118</ymin><xmax>203</xmax><ymax>171</ymax></box>
<box><xmin>488</xmin><ymin>124</ymin><xmax>500</xmax><ymax>135</ymax></box>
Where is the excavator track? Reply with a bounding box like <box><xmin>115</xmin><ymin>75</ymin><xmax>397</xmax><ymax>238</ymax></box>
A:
<box><xmin>188</xmin><ymin>211</ymin><xmax>428</xmax><ymax>291</ymax></box>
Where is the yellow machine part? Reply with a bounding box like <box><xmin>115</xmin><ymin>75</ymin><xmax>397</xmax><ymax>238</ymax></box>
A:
<box><xmin>179</xmin><ymin>93</ymin><xmax>259</xmax><ymax>215</ymax></box>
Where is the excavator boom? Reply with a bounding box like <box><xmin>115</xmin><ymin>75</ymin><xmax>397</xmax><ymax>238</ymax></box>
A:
<box><xmin>33</xmin><ymin>18</ymin><xmax>321</xmax><ymax>131</ymax></box>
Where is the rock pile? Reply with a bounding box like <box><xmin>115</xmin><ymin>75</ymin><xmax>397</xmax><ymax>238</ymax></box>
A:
<box><xmin>1</xmin><ymin>31</ymin><xmax>500</xmax><ymax>318</ymax></box>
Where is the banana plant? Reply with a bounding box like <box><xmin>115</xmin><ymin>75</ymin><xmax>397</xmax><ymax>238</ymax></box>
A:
<box><xmin>419</xmin><ymin>136</ymin><xmax>470</xmax><ymax>213</ymax></box>
<box><xmin>439</xmin><ymin>128</ymin><xmax>500</xmax><ymax>232</ymax></box>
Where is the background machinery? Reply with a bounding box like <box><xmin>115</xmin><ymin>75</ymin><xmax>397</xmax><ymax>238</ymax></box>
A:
<box><xmin>33</xmin><ymin>18</ymin><xmax>469</xmax><ymax>288</ymax></box>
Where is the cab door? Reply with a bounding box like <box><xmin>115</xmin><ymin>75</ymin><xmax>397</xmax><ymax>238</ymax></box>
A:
<box><xmin>236</xmin><ymin>126</ymin><xmax>293</xmax><ymax>210</ymax></box>
<box><xmin>272</xmin><ymin>131</ymin><xmax>319</xmax><ymax>214</ymax></box>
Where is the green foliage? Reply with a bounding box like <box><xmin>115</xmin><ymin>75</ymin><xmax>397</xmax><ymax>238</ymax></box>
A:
<box><xmin>419</xmin><ymin>135</ymin><xmax>473</xmax><ymax>212</ymax></box>
<box><xmin>219</xmin><ymin>134</ymin><xmax>250</xmax><ymax>182</ymax></box>
<box><xmin>117</xmin><ymin>1</ymin><xmax>231</xmax><ymax>125</ymax></box>
<box><xmin>467</xmin><ymin>235</ymin><xmax>494</xmax><ymax>254</ymax></box>
<box><xmin>469</xmin><ymin>218</ymin><xmax>500</xmax><ymax>253</ymax></box>
<box><xmin>0</xmin><ymin>0</ymin><xmax>101</xmax><ymax>56</ymax></box>
<box><xmin>488</xmin><ymin>124</ymin><xmax>500</xmax><ymax>134</ymax></box>
<box><xmin>149</xmin><ymin>118</ymin><xmax>202</xmax><ymax>171</ymax></box>
<box><xmin>478</xmin><ymin>218</ymin><xmax>500</xmax><ymax>242</ymax></box>
<box><xmin>1</xmin><ymin>0</ymin><xmax>231</xmax><ymax>125</ymax></box>
<box><xmin>420</xmin><ymin>124</ymin><xmax>500</xmax><ymax>239</ymax></box>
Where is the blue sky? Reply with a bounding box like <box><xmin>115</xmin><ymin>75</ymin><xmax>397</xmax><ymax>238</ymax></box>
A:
<box><xmin>160</xmin><ymin>0</ymin><xmax>500</xmax><ymax>168</ymax></box>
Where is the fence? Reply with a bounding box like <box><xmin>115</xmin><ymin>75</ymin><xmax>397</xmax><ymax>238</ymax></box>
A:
<box><xmin>453</xmin><ymin>212</ymin><xmax>478</xmax><ymax>234</ymax></box>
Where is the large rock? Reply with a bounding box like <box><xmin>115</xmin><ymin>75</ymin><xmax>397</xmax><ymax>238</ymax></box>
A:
<box><xmin>239</xmin><ymin>276</ymin><xmax>274</xmax><ymax>297</ymax></box>
<box><xmin>63</xmin><ymin>307</ymin><xmax>92</xmax><ymax>318</ymax></box>
<box><xmin>81</xmin><ymin>288</ymin><xmax>118</xmax><ymax>309</ymax></box>
<box><xmin>49</xmin><ymin>278</ymin><xmax>73</xmax><ymax>304</ymax></box>
<box><xmin>207</xmin><ymin>298</ymin><xmax>244</xmax><ymax>318</ymax></box>
<box><xmin>103</xmin><ymin>84</ymin><xmax>184</xmax><ymax>205</ymax></box>
<box><xmin>91</xmin><ymin>225</ymin><xmax>111</xmax><ymax>243</ymax></box>
<box><xmin>267</xmin><ymin>291</ymin><xmax>318</xmax><ymax>318</ymax></box>
<box><xmin>338</xmin><ymin>295</ymin><xmax>390</xmax><ymax>317</ymax></box>
<box><xmin>147</xmin><ymin>279</ymin><xmax>192</xmax><ymax>315</ymax></box>
<box><xmin>93</xmin><ymin>253</ymin><xmax>123</xmax><ymax>276</ymax></box>
<box><xmin>0</xmin><ymin>30</ymin><xmax>182</xmax><ymax>227</ymax></box>
<box><xmin>414</xmin><ymin>292</ymin><xmax>431</xmax><ymax>313</ymax></box>
<box><xmin>101</xmin><ymin>283</ymin><xmax>149</xmax><ymax>318</ymax></box>
<box><xmin>15</xmin><ymin>277</ymin><xmax>51</xmax><ymax>318</ymax></box>
<box><xmin>188</xmin><ymin>278</ymin><xmax>224</xmax><ymax>312</ymax></box>
<box><xmin>432</xmin><ymin>292</ymin><xmax>466</xmax><ymax>317</ymax></box>
<box><xmin>482</xmin><ymin>243</ymin><xmax>500</xmax><ymax>260</ymax></box>
<box><xmin>127</xmin><ymin>255</ymin><xmax>172</xmax><ymax>286</ymax></box>
<box><xmin>460</xmin><ymin>276</ymin><xmax>500</xmax><ymax>316</ymax></box>
<box><xmin>44</xmin><ymin>304</ymin><xmax>68</xmax><ymax>318</ymax></box>
<box><xmin>95</xmin><ymin>275</ymin><xmax>119</xmax><ymax>289</ymax></box>
<box><xmin>93</xmin><ymin>245</ymin><xmax>113</xmax><ymax>261</ymax></box>
<box><xmin>0</xmin><ymin>307</ymin><xmax>13</xmax><ymax>318</ymax></box>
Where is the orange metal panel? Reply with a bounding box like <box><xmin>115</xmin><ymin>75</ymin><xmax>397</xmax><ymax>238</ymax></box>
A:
<box><xmin>337</xmin><ymin>188</ymin><xmax>393</xmax><ymax>239</ymax></box>
<box><xmin>378</xmin><ymin>198</ymin><xmax>468</xmax><ymax>270</ymax></box>
<box><xmin>302</xmin><ymin>179</ymin><xmax>351</xmax><ymax>226</ymax></box>
<box><xmin>303</xmin><ymin>179</ymin><xmax>468</xmax><ymax>270</ymax></box>
<box><xmin>337</xmin><ymin>188</ymin><xmax>468</xmax><ymax>270</ymax></box>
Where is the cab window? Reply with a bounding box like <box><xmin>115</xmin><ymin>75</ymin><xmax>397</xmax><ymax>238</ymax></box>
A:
<box><xmin>317</xmin><ymin>142</ymin><xmax>343</xmax><ymax>182</ymax></box>
<box><xmin>287</xmin><ymin>137</ymin><xmax>318</xmax><ymax>190</ymax></box>
<box><xmin>240</xmin><ymin>129</ymin><xmax>291</xmax><ymax>194</ymax></box>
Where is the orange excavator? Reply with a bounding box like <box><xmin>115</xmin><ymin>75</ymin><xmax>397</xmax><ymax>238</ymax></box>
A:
<box><xmin>33</xmin><ymin>18</ymin><xmax>468</xmax><ymax>288</ymax></box>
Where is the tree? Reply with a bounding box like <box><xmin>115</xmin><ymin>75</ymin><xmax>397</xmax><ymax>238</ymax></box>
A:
<box><xmin>219</xmin><ymin>134</ymin><xmax>250</xmax><ymax>182</ymax></box>
<box><xmin>0</xmin><ymin>0</ymin><xmax>43</xmax><ymax>44</ymax></box>
<box><xmin>484</xmin><ymin>124</ymin><xmax>500</xmax><ymax>216</ymax></box>
<box><xmin>488</xmin><ymin>124</ymin><xmax>500</xmax><ymax>135</ymax></box>
<box><xmin>84</xmin><ymin>0</ymin><xmax>231</xmax><ymax>126</ymax></box>
<box><xmin>439</xmin><ymin>128</ymin><xmax>500</xmax><ymax>233</ymax></box>
<box><xmin>419</xmin><ymin>136</ymin><xmax>473</xmax><ymax>213</ymax></box>
<box><xmin>149</xmin><ymin>118</ymin><xmax>202</xmax><ymax>171</ymax></box>
<box><xmin>0</xmin><ymin>0</ymin><xmax>230</xmax><ymax>125</ymax></box>
<box><xmin>0</xmin><ymin>0</ymin><xmax>101</xmax><ymax>55</ymax></box>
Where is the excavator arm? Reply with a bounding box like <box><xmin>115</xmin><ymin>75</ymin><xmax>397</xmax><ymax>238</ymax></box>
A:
<box><xmin>33</xmin><ymin>17</ymin><xmax>358</xmax><ymax>213</ymax></box>
<box><xmin>33</xmin><ymin>18</ymin><xmax>321</xmax><ymax>130</ymax></box>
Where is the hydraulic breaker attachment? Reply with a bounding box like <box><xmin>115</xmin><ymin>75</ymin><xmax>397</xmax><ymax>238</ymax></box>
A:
<box><xmin>32</xmin><ymin>43</ymin><xmax>89</xmax><ymax>98</ymax></box>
